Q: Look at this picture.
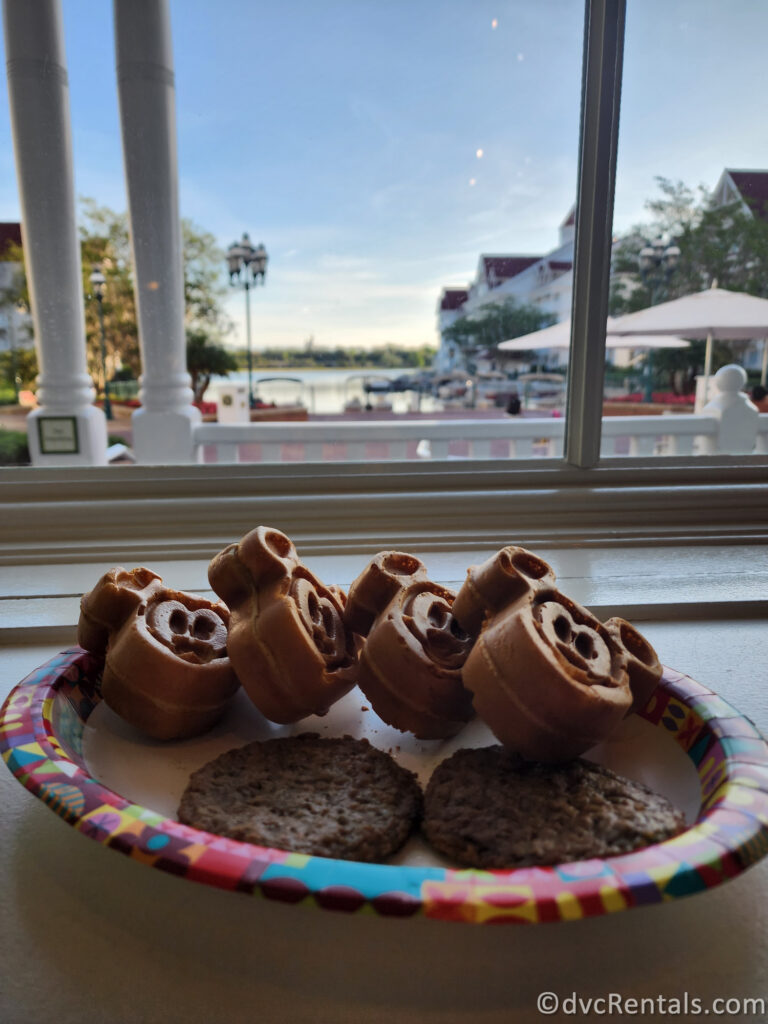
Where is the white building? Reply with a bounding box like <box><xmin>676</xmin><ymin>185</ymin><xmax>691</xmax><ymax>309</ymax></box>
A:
<box><xmin>437</xmin><ymin>169</ymin><xmax>768</xmax><ymax>376</ymax></box>
<box><xmin>435</xmin><ymin>208</ymin><xmax>575</xmax><ymax>372</ymax></box>
<box><xmin>0</xmin><ymin>222</ymin><xmax>34</xmax><ymax>388</ymax></box>
<box><xmin>434</xmin><ymin>288</ymin><xmax>469</xmax><ymax>373</ymax></box>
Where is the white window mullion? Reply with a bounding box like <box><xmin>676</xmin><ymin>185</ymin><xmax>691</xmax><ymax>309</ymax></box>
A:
<box><xmin>565</xmin><ymin>0</ymin><xmax>627</xmax><ymax>469</ymax></box>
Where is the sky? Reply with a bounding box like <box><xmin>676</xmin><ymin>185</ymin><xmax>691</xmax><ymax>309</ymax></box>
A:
<box><xmin>1</xmin><ymin>0</ymin><xmax>768</xmax><ymax>352</ymax></box>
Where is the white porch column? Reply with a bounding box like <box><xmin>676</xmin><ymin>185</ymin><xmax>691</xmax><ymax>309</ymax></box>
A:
<box><xmin>113</xmin><ymin>0</ymin><xmax>200</xmax><ymax>464</ymax></box>
<box><xmin>3</xmin><ymin>0</ymin><xmax>108</xmax><ymax>466</ymax></box>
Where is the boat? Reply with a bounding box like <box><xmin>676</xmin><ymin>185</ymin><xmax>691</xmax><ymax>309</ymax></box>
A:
<box><xmin>388</xmin><ymin>372</ymin><xmax>432</xmax><ymax>394</ymax></box>
<box><xmin>517</xmin><ymin>372</ymin><xmax>567</xmax><ymax>410</ymax></box>
<box><xmin>343</xmin><ymin>374</ymin><xmax>395</xmax><ymax>412</ymax></box>
<box><xmin>362</xmin><ymin>376</ymin><xmax>393</xmax><ymax>395</ymax></box>
<box><xmin>252</xmin><ymin>376</ymin><xmax>313</xmax><ymax>416</ymax></box>
<box><xmin>434</xmin><ymin>369</ymin><xmax>470</xmax><ymax>401</ymax></box>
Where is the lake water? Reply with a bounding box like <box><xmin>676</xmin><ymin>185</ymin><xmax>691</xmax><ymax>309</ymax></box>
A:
<box><xmin>205</xmin><ymin>367</ymin><xmax>444</xmax><ymax>415</ymax></box>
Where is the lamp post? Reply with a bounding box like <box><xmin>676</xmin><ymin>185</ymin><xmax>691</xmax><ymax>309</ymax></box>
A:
<box><xmin>638</xmin><ymin>237</ymin><xmax>680</xmax><ymax>402</ymax></box>
<box><xmin>226</xmin><ymin>233</ymin><xmax>268</xmax><ymax>409</ymax></box>
<box><xmin>88</xmin><ymin>267</ymin><xmax>113</xmax><ymax>420</ymax></box>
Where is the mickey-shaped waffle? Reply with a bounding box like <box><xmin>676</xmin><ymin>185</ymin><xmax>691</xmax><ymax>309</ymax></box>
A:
<box><xmin>344</xmin><ymin>551</ymin><xmax>475</xmax><ymax>739</ymax></box>
<box><xmin>207</xmin><ymin>526</ymin><xmax>358</xmax><ymax>723</ymax></box>
<box><xmin>77</xmin><ymin>567</ymin><xmax>239</xmax><ymax>740</ymax></box>
<box><xmin>452</xmin><ymin>546</ymin><xmax>662</xmax><ymax>761</ymax></box>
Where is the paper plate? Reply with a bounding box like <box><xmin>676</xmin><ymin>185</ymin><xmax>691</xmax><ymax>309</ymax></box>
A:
<box><xmin>3</xmin><ymin>647</ymin><xmax>768</xmax><ymax>924</ymax></box>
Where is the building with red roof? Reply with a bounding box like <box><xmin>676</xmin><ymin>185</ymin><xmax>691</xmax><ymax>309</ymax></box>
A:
<box><xmin>713</xmin><ymin>170</ymin><xmax>768</xmax><ymax>222</ymax></box>
<box><xmin>434</xmin><ymin>206</ymin><xmax>576</xmax><ymax>372</ymax></box>
<box><xmin>0</xmin><ymin>222</ymin><xmax>23</xmax><ymax>254</ymax></box>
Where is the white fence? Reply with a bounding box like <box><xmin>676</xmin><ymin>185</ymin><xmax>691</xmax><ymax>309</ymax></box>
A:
<box><xmin>193</xmin><ymin>411</ymin><xmax>768</xmax><ymax>464</ymax></box>
<box><xmin>192</xmin><ymin>367</ymin><xmax>768</xmax><ymax>464</ymax></box>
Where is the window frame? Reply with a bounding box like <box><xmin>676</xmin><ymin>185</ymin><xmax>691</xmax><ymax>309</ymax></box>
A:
<box><xmin>2</xmin><ymin>454</ymin><xmax>766</xmax><ymax>565</ymax></box>
<box><xmin>565</xmin><ymin>0</ymin><xmax>625</xmax><ymax>467</ymax></box>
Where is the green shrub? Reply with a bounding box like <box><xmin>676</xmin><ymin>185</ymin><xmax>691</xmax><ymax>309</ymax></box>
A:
<box><xmin>0</xmin><ymin>428</ymin><xmax>30</xmax><ymax>465</ymax></box>
<box><xmin>0</xmin><ymin>388</ymin><xmax>20</xmax><ymax>406</ymax></box>
<box><xmin>0</xmin><ymin>429</ymin><xmax>128</xmax><ymax>465</ymax></box>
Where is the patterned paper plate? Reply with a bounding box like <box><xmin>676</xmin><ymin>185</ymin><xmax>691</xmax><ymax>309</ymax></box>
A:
<box><xmin>3</xmin><ymin>647</ymin><xmax>768</xmax><ymax>925</ymax></box>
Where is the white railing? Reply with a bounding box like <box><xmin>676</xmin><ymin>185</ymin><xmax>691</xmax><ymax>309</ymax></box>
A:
<box><xmin>194</xmin><ymin>417</ymin><xmax>564</xmax><ymax>463</ymax></box>
<box><xmin>193</xmin><ymin>412</ymin><xmax>768</xmax><ymax>464</ymax></box>
<box><xmin>192</xmin><ymin>366</ymin><xmax>768</xmax><ymax>464</ymax></box>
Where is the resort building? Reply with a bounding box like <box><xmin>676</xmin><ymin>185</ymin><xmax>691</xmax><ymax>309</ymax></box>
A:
<box><xmin>434</xmin><ymin>288</ymin><xmax>470</xmax><ymax>373</ymax></box>
<box><xmin>712</xmin><ymin>168</ymin><xmax>768</xmax><ymax>221</ymax></box>
<box><xmin>0</xmin><ymin>221</ymin><xmax>33</xmax><ymax>368</ymax></box>
<box><xmin>434</xmin><ymin>208</ymin><xmax>575</xmax><ymax>373</ymax></box>
<box><xmin>436</xmin><ymin>170</ymin><xmax>768</xmax><ymax>375</ymax></box>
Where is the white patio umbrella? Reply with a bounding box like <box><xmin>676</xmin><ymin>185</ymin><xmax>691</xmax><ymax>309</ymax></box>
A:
<box><xmin>608</xmin><ymin>287</ymin><xmax>768</xmax><ymax>399</ymax></box>
<box><xmin>498</xmin><ymin>317</ymin><xmax>690</xmax><ymax>351</ymax></box>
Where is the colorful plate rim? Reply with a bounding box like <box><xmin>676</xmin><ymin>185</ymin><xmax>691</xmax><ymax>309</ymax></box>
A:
<box><xmin>3</xmin><ymin>647</ymin><xmax>768</xmax><ymax>925</ymax></box>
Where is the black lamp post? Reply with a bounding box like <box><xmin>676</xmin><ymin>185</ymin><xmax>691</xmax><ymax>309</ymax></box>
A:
<box><xmin>226</xmin><ymin>233</ymin><xmax>268</xmax><ymax>409</ymax></box>
<box><xmin>88</xmin><ymin>267</ymin><xmax>113</xmax><ymax>420</ymax></box>
<box><xmin>638</xmin><ymin>238</ymin><xmax>680</xmax><ymax>402</ymax></box>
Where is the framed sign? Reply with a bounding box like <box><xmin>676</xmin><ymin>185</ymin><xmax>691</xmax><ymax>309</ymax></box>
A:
<box><xmin>37</xmin><ymin>416</ymin><xmax>80</xmax><ymax>455</ymax></box>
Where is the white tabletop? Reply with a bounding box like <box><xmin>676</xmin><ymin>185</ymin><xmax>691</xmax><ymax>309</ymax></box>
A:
<box><xmin>2</xmin><ymin>617</ymin><xmax>767</xmax><ymax>1024</ymax></box>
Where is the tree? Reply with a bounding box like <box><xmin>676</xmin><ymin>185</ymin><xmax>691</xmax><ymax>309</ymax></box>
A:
<box><xmin>442</xmin><ymin>298</ymin><xmax>553</xmax><ymax>373</ymax></box>
<box><xmin>246</xmin><ymin>344</ymin><xmax>436</xmax><ymax>369</ymax></box>
<box><xmin>5</xmin><ymin>201</ymin><xmax>233</xmax><ymax>397</ymax></box>
<box><xmin>0</xmin><ymin>347</ymin><xmax>38</xmax><ymax>396</ymax></box>
<box><xmin>186</xmin><ymin>329</ymin><xmax>238</xmax><ymax>403</ymax></box>
<box><xmin>0</xmin><ymin>239</ymin><xmax>29</xmax><ymax>309</ymax></box>
<box><xmin>610</xmin><ymin>176</ymin><xmax>768</xmax><ymax>392</ymax></box>
<box><xmin>182</xmin><ymin>218</ymin><xmax>232</xmax><ymax>342</ymax></box>
<box><xmin>79</xmin><ymin>202</ymin><xmax>233</xmax><ymax>382</ymax></box>
<box><xmin>612</xmin><ymin>178</ymin><xmax>768</xmax><ymax>313</ymax></box>
<box><xmin>79</xmin><ymin>199</ymin><xmax>139</xmax><ymax>384</ymax></box>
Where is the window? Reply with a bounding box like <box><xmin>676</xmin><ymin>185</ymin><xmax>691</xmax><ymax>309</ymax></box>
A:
<box><xmin>5</xmin><ymin>0</ymin><xmax>584</xmax><ymax>466</ymax></box>
<box><xmin>0</xmin><ymin>1</ymin><xmax>765</xmax><ymax>566</ymax></box>
<box><xmin>608</xmin><ymin>0</ymin><xmax>768</xmax><ymax>457</ymax></box>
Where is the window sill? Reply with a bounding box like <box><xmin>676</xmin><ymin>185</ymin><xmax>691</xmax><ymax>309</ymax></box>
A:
<box><xmin>2</xmin><ymin>455</ymin><xmax>766</xmax><ymax>646</ymax></box>
<box><xmin>1</xmin><ymin>540</ymin><xmax>766</xmax><ymax>647</ymax></box>
<box><xmin>1</xmin><ymin>455</ymin><xmax>766</xmax><ymax>564</ymax></box>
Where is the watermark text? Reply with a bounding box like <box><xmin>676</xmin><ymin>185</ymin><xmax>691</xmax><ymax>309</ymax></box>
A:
<box><xmin>537</xmin><ymin>992</ymin><xmax>766</xmax><ymax>1016</ymax></box>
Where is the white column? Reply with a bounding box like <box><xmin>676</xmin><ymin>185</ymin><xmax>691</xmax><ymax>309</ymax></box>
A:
<box><xmin>113</xmin><ymin>0</ymin><xmax>200</xmax><ymax>464</ymax></box>
<box><xmin>3</xmin><ymin>0</ymin><xmax>108</xmax><ymax>466</ymax></box>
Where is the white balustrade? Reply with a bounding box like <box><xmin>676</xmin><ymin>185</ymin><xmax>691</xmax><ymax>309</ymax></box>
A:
<box><xmin>192</xmin><ymin>414</ymin><xmax>707</xmax><ymax>464</ymax></box>
<box><xmin>699</xmin><ymin>364</ymin><xmax>759</xmax><ymax>454</ymax></box>
<box><xmin>192</xmin><ymin>366</ymin><xmax>765</xmax><ymax>465</ymax></box>
<box><xmin>756</xmin><ymin>414</ymin><xmax>768</xmax><ymax>455</ymax></box>
<box><xmin>599</xmin><ymin>413</ymin><xmax>717</xmax><ymax>457</ymax></box>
